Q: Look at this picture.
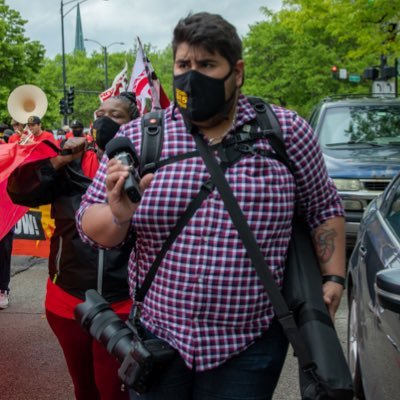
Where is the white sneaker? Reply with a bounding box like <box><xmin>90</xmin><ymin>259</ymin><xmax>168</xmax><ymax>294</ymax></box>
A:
<box><xmin>0</xmin><ymin>290</ymin><xmax>9</xmax><ymax>309</ymax></box>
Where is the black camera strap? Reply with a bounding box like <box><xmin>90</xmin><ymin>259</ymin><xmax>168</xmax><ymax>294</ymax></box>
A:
<box><xmin>191</xmin><ymin>129</ymin><xmax>315</xmax><ymax>374</ymax></box>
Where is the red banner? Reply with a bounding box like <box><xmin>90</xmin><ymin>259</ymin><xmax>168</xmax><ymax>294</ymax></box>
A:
<box><xmin>99</xmin><ymin>62</ymin><xmax>128</xmax><ymax>102</ymax></box>
<box><xmin>0</xmin><ymin>141</ymin><xmax>58</xmax><ymax>240</ymax></box>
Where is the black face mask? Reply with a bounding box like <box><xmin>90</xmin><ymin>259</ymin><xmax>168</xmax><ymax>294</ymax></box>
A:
<box><xmin>93</xmin><ymin>116</ymin><xmax>121</xmax><ymax>151</ymax></box>
<box><xmin>173</xmin><ymin>69</ymin><xmax>234</xmax><ymax>122</ymax></box>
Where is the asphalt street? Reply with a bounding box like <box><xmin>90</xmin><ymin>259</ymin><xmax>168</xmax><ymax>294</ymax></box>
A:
<box><xmin>0</xmin><ymin>256</ymin><xmax>349</xmax><ymax>400</ymax></box>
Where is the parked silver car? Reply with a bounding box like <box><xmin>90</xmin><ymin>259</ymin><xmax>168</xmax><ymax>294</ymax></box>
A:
<box><xmin>347</xmin><ymin>172</ymin><xmax>400</xmax><ymax>399</ymax></box>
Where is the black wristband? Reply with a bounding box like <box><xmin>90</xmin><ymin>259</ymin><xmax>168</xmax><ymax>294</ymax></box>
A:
<box><xmin>322</xmin><ymin>274</ymin><xmax>345</xmax><ymax>287</ymax></box>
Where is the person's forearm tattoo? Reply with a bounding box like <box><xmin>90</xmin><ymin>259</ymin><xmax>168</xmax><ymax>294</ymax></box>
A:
<box><xmin>312</xmin><ymin>227</ymin><xmax>337</xmax><ymax>264</ymax></box>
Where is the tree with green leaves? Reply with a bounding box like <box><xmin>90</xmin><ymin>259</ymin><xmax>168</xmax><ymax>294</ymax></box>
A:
<box><xmin>33</xmin><ymin>43</ymin><xmax>173</xmax><ymax>130</ymax></box>
<box><xmin>6</xmin><ymin>0</ymin><xmax>398</xmax><ymax>124</ymax></box>
<box><xmin>1</xmin><ymin>0</ymin><xmax>174</xmax><ymax>131</ymax></box>
<box><xmin>243</xmin><ymin>0</ymin><xmax>400</xmax><ymax>117</ymax></box>
<box><xmin>0</xmin><ymin>0</ymin><xmax>45</xmax><ymax>124</ymax></box>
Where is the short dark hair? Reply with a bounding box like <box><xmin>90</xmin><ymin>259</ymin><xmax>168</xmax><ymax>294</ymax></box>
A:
<box><xmin>172</xmin><ymin>12</ymin><xmax>242</xmax><ymax>67</ymax></box>
<box><xmin>115</xmin><ymin>91</ymin><xmax>139</xmax><ymax>120</ymax></box>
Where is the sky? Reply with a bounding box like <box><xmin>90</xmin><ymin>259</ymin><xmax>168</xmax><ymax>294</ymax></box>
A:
<box><xmin>8</xmin><ymin>0</ymin><xmax>282</xmax><ymax>58</ymax></box>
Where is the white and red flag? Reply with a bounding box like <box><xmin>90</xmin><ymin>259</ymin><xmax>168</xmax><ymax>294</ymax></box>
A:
<box><xmin>99</xmin><ymin>62</ymin><xmax>129</xmax><ymax>103</ymax></box>
<box><xmin>127</xmin><ymin>37</ymin><xmax>170</xmax><ymax>115</ymax></box>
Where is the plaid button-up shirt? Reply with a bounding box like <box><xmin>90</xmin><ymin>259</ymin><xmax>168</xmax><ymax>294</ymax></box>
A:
<box><xmin>77</xmin><ymin>95</ymin><xmax>344</xmax><ymax>371</ymax></box>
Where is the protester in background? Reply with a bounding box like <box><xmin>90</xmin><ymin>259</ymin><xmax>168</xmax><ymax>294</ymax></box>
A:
<box><xmin>0</xmin><ymin>123</ymin><xmax>8</xmax><ymax>143</ymax></box>
<box><xmin>66</xmin><ymin>119</ymin><xmax>95</xmax><ymax>144</ymax></box>
<box><xmin>77</xmin><ymin>13</ymin><xmax>346</xmax><ymax>400</ymax></box>
<box><xmin>56</xmin><ymin>128</ymin><xmax>66</xmax><ymax>142</ymax></box>
<box><xmin>92</xmin><ymin>92</ymin><xmax>138</xmax><ymax>160</ymax></box>
<box><xmin>7</xmin><ymin>92</ymin><xmax>139</xmax><ymax>400</ymax></box>
<box><xmin>0</xmin><ymin>233</ymin><xmax>13</xmax><ymax>310</ymax></box>
<box><xmin>3</xmin><ymin>129</ymin><xmax>14</xmax><ymax>143</ymax></box>
<box><xmin>0</xmin><ymin>122</ymin><xmax>14</xmax><ymax>307</ymax></box>
<box><xmin>62</xmin><ymin>124</ymin><xmax>72</xmax><ymax>137</ymax></box>
<box><xmin>66</xmin><ymin>119</ymin><xmax>84</xmax><ymax>138</ymax></box>
<box><xmin>7</xmin><ymin>119</ymin><xmax>25</xmax><ymax>143</ymax></box>
<box><xmin>18</xmin><ymin>116</ymin><xmax>58</xmax><ymax>145</ymax></box>
<box><xmin>0</xmin><ymin>229</ymin><xmax>13</xmax><ymax>309</ymax></box>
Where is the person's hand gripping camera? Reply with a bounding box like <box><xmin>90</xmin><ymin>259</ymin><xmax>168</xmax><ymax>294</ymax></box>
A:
<box><xmin>105</xmin><ymin>137</ymin><xmax>153</xmax><ymax>224</ymax></box>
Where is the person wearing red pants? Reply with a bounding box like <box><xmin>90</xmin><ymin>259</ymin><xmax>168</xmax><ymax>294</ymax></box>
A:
<box><xmin>7</xmin><ymin>93</ymin><xmax>139</xmax><ymax>399</ymax></box>
<box><xmin>45</xmin><ymin>287</ymin><xmax>129</xmax><ymax>399</ymax></box>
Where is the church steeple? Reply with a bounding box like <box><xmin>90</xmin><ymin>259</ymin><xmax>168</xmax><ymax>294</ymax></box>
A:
<box><xmin>74</xmin><ymin>3</ymin><xmax>85</xmax><ymax>52</ymax></box>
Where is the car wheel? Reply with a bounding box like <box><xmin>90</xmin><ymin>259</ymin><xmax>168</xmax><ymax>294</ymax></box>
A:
<box><xmin>348</xmin><ymin>289</ymin><xmax>365</xmax><ymax>399</ymax></box>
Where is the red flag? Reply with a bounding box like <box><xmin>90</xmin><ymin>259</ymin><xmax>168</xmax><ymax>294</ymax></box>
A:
<box><xmin>0</xmin><ymin>180</ymin><xmax>27</xmax><ymax>240</ymax></box>
<box><xmin>0</xmin><ymin>141</ymin><xmax>58</xmax><ymax>240</ymax></box>
<box><xmin>127</xmin><ymin>37</ymin><xmax>170</xmax><ymax>115</ymax></box>
<box><xmin>99</xmin><ymin>62</ymin><xmax>128</xmax><ymax>103</ymax></box>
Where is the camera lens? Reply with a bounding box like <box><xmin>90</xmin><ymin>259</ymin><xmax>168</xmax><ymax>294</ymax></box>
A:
<box><xmin>74</xmin><ymin>289</ymin><xmax>133</xmax><ymax>362</ymax></box>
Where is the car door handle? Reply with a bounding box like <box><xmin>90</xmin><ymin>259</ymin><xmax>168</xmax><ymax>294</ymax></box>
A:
<box><xmin>359</xmin><ymin>245</ymin><xmax>367</xmax><ymax>258</ymax></box>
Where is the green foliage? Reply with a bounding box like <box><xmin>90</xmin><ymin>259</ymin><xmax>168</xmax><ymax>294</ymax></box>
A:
<box><xmin>0</xmin><ymin>0</ymin><xmax>174</xmax><ymax>129</ymax></box>
<box><xmin>53</xmin><ymin>44</ymin><xmax>174</xmax><ymax>128</ymax></box>
<box><xmin>35</xmin><ymin>43</ymin><xmax>173</xmax><ymax>129</ymax></box>
<box><xmin>243</xmin><ymin>0</ymin><xmax>400</xmax><ymax>117</ymax></box>
<box><xmin>0</xmin><ymin>0</ymin><xmax>46</xmax><ymax>124</ymax></box>
<box><xmin>2</xmin><ymin>0</ymin><xmax>400</xmax><ymax>125</ymax></box>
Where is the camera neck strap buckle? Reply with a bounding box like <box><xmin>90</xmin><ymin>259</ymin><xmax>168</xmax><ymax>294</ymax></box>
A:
<box><xmin>132</xmin><ymin>301</ymin><xmax>142</xmax><ymax>322</ymax></box>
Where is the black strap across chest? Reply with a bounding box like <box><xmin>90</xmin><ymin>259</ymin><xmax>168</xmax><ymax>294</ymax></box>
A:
<box><xmin>134</xmin><ymin>97</ymin><xmax>293</xmax><ymax>302</ymax></box>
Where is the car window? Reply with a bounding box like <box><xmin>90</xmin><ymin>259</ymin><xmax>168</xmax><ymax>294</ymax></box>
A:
<box><xmin>385</xmin><ymin>183</ymin><xmax>400</xmax><ymax>236</ymax></box>
<box><xmin>319</xmin><ymin>105</ymin><xmax>400</xmax><ymax>146</ymax></box>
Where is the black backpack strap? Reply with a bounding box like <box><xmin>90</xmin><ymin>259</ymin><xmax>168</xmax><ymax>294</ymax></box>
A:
<box><xmin>140</xmin><ymin>110</ymin><xmax>200</xmax><ymax>175</ymax></box>
<box><xmin>140</xmin><ymin>110</ymin><xmax>165</xmax><ymax>175</ymax></box>
<box><xmin>247</xmin><ymin>96</ymin><xmax>295</xmax><ymax>175</ymax></box>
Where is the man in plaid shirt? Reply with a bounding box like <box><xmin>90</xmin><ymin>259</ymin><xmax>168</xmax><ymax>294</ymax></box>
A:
<box><xmin>77</xmin><ymin>12</ymin><xmax>345</xmax><ymax>400</ymax></box>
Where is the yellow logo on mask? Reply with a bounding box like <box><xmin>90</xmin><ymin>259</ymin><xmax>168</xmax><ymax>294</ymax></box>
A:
<box><xmin>175</xmin><ymin>88</ymin><xmax>188</xmax><ymax>109</ymax></box>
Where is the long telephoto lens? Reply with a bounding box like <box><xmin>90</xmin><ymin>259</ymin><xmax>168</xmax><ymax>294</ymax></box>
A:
<box><xmin>74</xmin><ymin>289</ymin><xmax>133</xmax><ymax>362</ymax></box>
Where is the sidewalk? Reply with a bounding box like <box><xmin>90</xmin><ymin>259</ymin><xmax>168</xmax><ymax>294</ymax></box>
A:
<box><xmin>0</xmin><ymin>256</ymin><xmax>74</xmax><ymax>399</ymax></box>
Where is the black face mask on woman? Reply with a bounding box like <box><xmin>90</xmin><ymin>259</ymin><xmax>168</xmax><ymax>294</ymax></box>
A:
<box><xmin>92</xmin><ymin>116</ymin><xmax>121</xmax><ymax>151</ymax></box>
<box><xmin>173</xmin><ymin>69</ymin><xmax>234</xmax><ymax>122</ymax></box>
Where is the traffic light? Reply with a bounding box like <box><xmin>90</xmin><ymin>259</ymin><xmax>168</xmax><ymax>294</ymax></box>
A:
<box><xmin>59</xmin><ymin>98</ymin><xmax>67</xmax><ymax>115</ymax></box>
<box><xmin>331</xmin><ymin>65</ymin><xmax>339</xmax><ymax>79</ymax></box>
<box><xmin>382</xmin><ymin>66</ymin><xmax>396</xmax><ymax>80</ymax></box>
<box><xmin>67</xmin><ymin>86</ymin><xmax>75</xmax><ymax>114</ymax></box>
<box><xmin>364</xmin><ymin>67</ymin><xmax>379</xmax><ymax>80</ymax></box>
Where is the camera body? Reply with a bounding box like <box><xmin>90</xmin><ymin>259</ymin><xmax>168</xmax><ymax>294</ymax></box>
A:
<box><xmin>74</xmin><ymin>289</ymin><xmax>176</xmax><ymax>394</ymax></box>
<box><xmin>119</xmin><ymin>333</ymin><xmax>178</xmax><ymax>393</ymax></box>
